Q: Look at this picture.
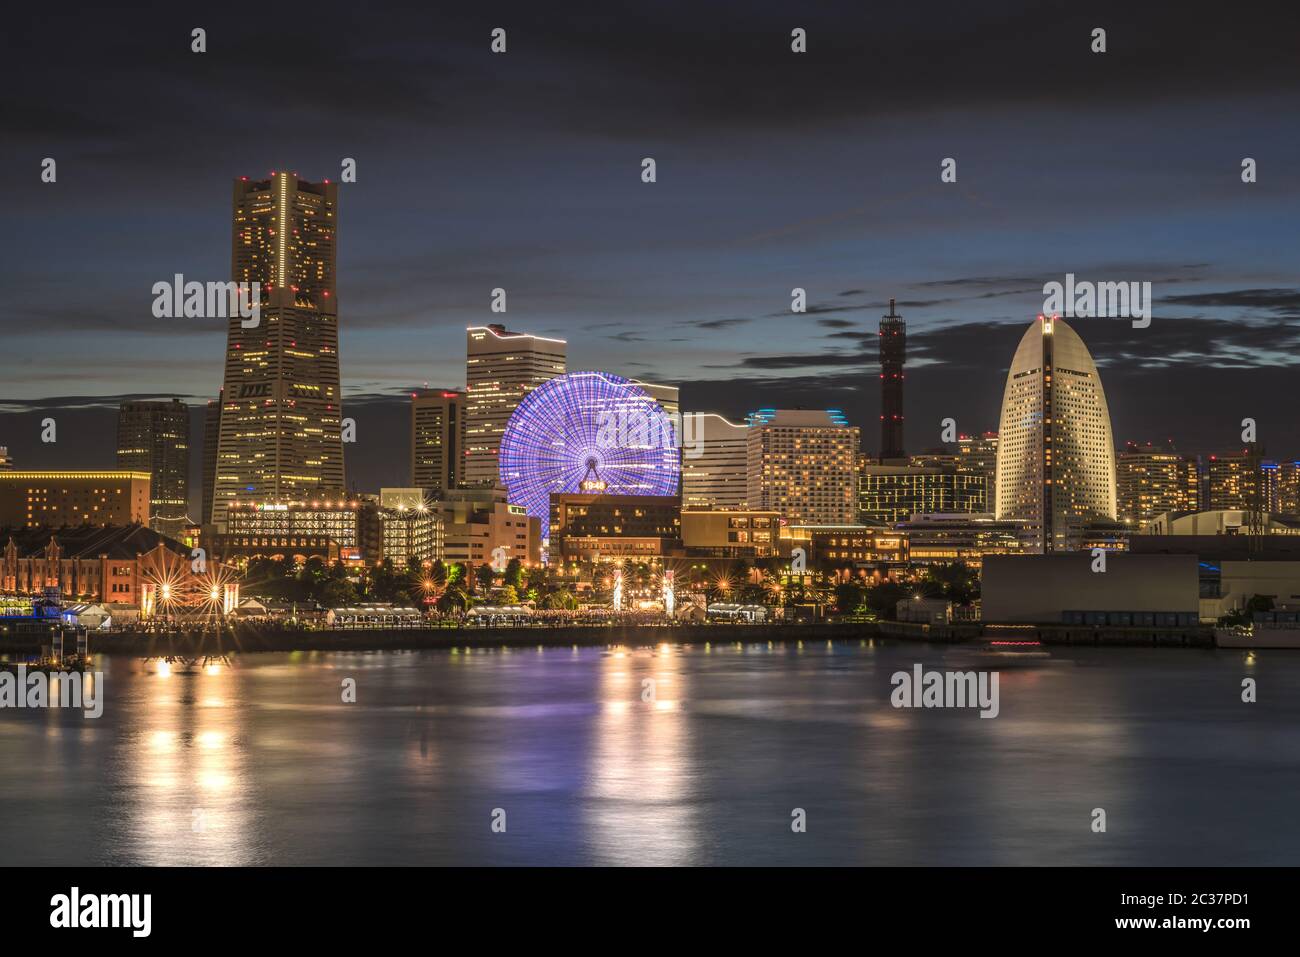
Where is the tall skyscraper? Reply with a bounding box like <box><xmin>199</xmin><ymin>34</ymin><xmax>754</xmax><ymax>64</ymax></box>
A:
<box><xmin>201</xmin><ymin>393</ymin><xmax>221</xmax><ymax>526</ymax></box>
<box><xmin>746</xmin><ymin>409</ymin><xmax>859</xmax><ymax>525</ymax></box>
<box><xmin>879</xmin><ymin>298</ymin><xmax>906</xmax><ymax>462</ymax></box>
<box><xmin>682</xmin><ymin>413</ymin><xmax>748</xmax><ymax>508</ymax></box>
<box><xmin>1116</xmin><ymin>440</ymin><xmax>1199</xmax><ymax>528</ymax></box>
<box><xmin>994</xmin><ymin>315</ymin><xmax>1116</xmax><ymax>552</ymax></box>
<box><xmin>411</xmin><ymin>389</ymin><xmax>466</xmax><ymax>496</ymax></box>
<box><xmin>464</xmin><ymin>324</ymin><xmax>566</xmax><ymax>488</ymax></box>
<box><xmin>212</xmin><ymin>172</ymin><xmax>343</xmax><ymax>528</ymax></box>
<box><xmin>116</xmin><ymin>399</ymin><xmax>190</xmax><ymax>538</ymax></box>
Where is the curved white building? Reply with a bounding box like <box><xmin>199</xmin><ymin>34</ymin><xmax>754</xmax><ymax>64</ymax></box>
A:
<box><xmin>994</xmin><ymin>316</ymin><xmax>1116</xmax><ymax>552</ymax></box>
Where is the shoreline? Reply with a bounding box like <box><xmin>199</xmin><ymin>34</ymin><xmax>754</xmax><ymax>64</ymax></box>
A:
<box><xmin>0</xmin><ymin>620</ymin><xmax>1217</xmax><ymax>656</ymax></box>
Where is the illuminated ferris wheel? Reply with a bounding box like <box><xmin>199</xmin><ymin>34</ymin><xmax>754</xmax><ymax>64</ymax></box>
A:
<box><xmin>498</xmin><ymin>371</ymin><xmax>681</xmax><ymax>528</ymax></box>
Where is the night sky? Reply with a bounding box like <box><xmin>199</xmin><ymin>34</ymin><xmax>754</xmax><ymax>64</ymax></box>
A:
<box><xmin>4</xmin><ymin>1</ymin><xmax>1299</xmax><ymax>509</ymax></box>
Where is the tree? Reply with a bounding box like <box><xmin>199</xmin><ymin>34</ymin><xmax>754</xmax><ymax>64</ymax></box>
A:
<box><xmin>475</xmin><ymin>562</ymin><xmax>497</xmax><ymax>593</ymax></box>
<box><xmin>1246</xmin><ymin>594</ymin><xmax>1275</xmax><ymax>614</ymax></box>
<box><xmin>429</xmin><ymin>559</ymin><xmax>447</xmax><ymax>588</ymax></box>
<box><xmin>320</xmin><ymin>578</ymin><xmax>359</xmax><ymax>609</ymax></box>
<box><xmin>541</xmin><ymin>589</ymin><xmax>578</xmax><ymax>611</ymax></box>
<box><xmin>923</xmin><ymin>561</ymin><xmax>979</xmax><ymax>605</ymax></box>
<box><xmin>504</xmin><ymin>558</ymin><xmax>525</xmax><ymax>590</ymax></box>
<box><xmin>445</xmin><ymin>562</ymin><xmax>465</xmax><ymax>586</ymax></box>
<box><xmin>436</xmin><ymin>587</ymin><xmax>469</xmax><ymax>613</ymax></box>
<box><xmin>833</xmin><ymin>581</ymin><xmax>866</xmax><ymax>614</ymax></box>
<box><xmin>499</xmin><ymin>585</ymin><xmax>520</xmax><ymax>605</ymax></box>
<box><xmin>864</xmin><ymin>579</ymin><xmax>910</xmax><ymax>620</ymax></box>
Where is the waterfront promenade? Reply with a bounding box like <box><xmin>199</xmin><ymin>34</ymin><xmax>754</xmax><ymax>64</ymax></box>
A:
<box><xmin>0</xmin><ymin>619</ymin><xmax>1216</xmax><ymax>656</ymax></box>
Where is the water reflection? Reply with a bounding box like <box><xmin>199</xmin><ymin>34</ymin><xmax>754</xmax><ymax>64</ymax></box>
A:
<box><xmin>1</xmin><ymin>642</ymin><xmax>1298</xmax><ymax>865</ymax></box>
<box><xmin>124</xmin><ymin>661</ymin><xmax>253</xmax><ymax>865</ymax></box>
<box><xmin>587</xmin><ymin>646</ymin><xmax>698</xmax><ymax>864</ymax></box>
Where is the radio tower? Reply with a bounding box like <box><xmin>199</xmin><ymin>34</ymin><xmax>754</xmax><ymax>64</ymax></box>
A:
<box><xmin>879</xmin><ymin>298</ymin><xmax>906</xmax><ymax>462</ymax></box>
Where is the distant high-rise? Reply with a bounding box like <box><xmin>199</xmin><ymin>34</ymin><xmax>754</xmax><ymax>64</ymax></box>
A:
<box><xmin>879</xmin><ymin>298</ymin><xmax>906</xmax><ymax>462</ymax></box>
<box><xmin>957</xmin><ymin>432</ymin><xmax>999</xmax><ymax>494</ymax></box>
<box><xmin>201</xmin><ymin>393</ymin><xmax>221</xmax><ymax>525</ymax></box>
<box><xmin>0</xmin><ymin>447</ymin><xmax>11</xmax><ymax>470</ymax></box>
<box><xmin>1116</xmin><ymin>441</ymin><xmax>1199</xmax><ymax>528</ymax></box>
<box><xmin>411</xmin><ymin>389</ymin><xmax>466</xmax><ymax>496</ymax></box>
<box><xmin>464</xmin><ymin>325</ymin><xmax>566</xmax><ymax>488</ymax></box>
<box><xmin>212</xmin><ymin>172</ymin><xmax>343</xmax><ymax>528</ymax></box>
<box><xmin>116</xmin><ymin>399</ymin><xmax>190</xmax><ymax>538</ymax></box>
<box><xmin>1206</xmin><ymin>449</ymin><xmax>1262</xmax><ymax>511</ymax></box>
<box><xmin>682</xmin><ymin>413</ymin><xmax>748</xmax><ymax>508</ymax></box>
<box><xmin>1278</xmin><ymin>461</ymin><xmax>1300</xmax><ymax>514</ymax></box>
<box><xmin>994</xmin><ymin>316</ymin><xmax>1116</xmax><ymax>552</ymax></box>
<box><xmin>746</xmin><ymin>409</ymin><xmax>858</xmax><ymax>525</ymax></box>
<box><xmin>858</xmin><ymin>463</ymin><xmax>986</xmax><ymax>524</ymax></box>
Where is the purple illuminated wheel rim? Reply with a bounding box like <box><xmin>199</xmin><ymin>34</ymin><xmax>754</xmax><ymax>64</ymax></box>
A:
<box><xmin>499</xmin><ymin>371</ymin><xmax>681</xmax><ymax>529</ymax></box>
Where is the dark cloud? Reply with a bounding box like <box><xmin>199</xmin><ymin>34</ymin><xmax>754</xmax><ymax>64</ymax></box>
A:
<box><xmin>696</xmin><ymin>317</ymin><xmax>754</xmax><ymax>330</ymax></box>
<box><xmin>3</xmin><ymin>0</ymin><xmax>1299</xmax><ymax>489</ymax></box>
<box><xmin>1161</xmin><ymin>288</ymin><xmax>1300</xmax><ymax>314</ymax></box>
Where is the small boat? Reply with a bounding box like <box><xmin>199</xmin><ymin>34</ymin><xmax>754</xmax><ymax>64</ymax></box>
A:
<box><xmin>1215</xmin><ymin>625</ymin><xmax>1300</xmax><ymax>650</ymax></box>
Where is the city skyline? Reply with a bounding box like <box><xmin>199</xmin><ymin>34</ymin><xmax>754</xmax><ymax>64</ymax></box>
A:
<box><xmin>4</xmin><ymin>3</ymin><xmax>1300</xmax><ymax>885</ymax></box>
<box><xmin>5</xmin><ymin>3</ymin><xmax>1300</xmax><ymax>499</ymax></box>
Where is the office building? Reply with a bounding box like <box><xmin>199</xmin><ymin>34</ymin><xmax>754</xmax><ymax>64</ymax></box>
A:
<box><xmin>549</xmin><ymin>493</ymin><xmax>682</xmax><ymax>563</ymax></box>
<box><xmin>226</xmin><ymin>497</ymin><xmax>366</xmax><ymax>563</ymax></box>
<box><xmin>213</xmin><ymin>172</ymin><xmax>344</xmax><ymax>527</ymax></box>
<box><xmin>430</xmin><ymin>487</ymin><xmax>540</xmax><ymax>566</ymax></box>
<box><xmin>895</xmin><ymin>512</ymin><xmax>1033</xmax><ymax>567</ymax></box>
<box><xmin>780</xmin><ymin>524</ymin><xmax>908</xmax><ymax>567</ymax></box>
<box><xmin>994</xmin><ymin>315</ymin><xmax>1117</xmax><ymax>552</ymax></box>
<box><xmin>746</xmin><ymin>409</ymin><xmax>858</xmax><ymax>526</ymax></box>
<box><xmin>411</xmin><ymin>389</ymin><xmax>466</xmax><ymax>495</ymax></box>
<box><xmin>1116</xmin><ymin>441</ymin><xmax>1200</xmax><ymax>528</ymax></box>
<box><xmin>373</xmin><ymin>506</ymin><xmax>443</xmax><ymax>568</ymax></box>
<box><xmin>681</xmin><ymin>413</ymin><xmax>748</xmax><ymax>508</ymax></box>
<box><xmin>464</xmin><ymin>324</ymin><xmax>566</xmax><ymax>488</ymax></box>
<box><xmin>201</xmin><ymin>393</ymin><xmax>221</xmax><ymax>527</ymax></box>
<box><xmin>957</xmin><ymin>432</ymin><xmax>998</xmax><ymax>492</ymax></box>
<box><xmin>116</xmin><ymin>399</ymin><xmax>190</xmax><ymax>538</ymax></box>
<box><xmin>680</xmin><ymin>508</ymin><xmax>781</xmax><ymax>559</ymax></box>
<box><xmin>858</xmin><ymin>463</ymin><xmax>986</xmax><ymax>524</ymax></box>
<box><xmin>0</xmin><ymin>471</ymin><xmax>151</xmax><ymax>528</ymax></box>
<box><xmin>1205</xmin><ymin>449</ymin><xmax>1259</xmax><ymax>511</ymax></box>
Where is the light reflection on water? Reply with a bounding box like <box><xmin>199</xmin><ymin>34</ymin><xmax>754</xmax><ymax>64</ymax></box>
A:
<box><xmin>2</xmin><ymin>641</ymin><xmax>1299</xmax><ymax>866</ymax></box>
